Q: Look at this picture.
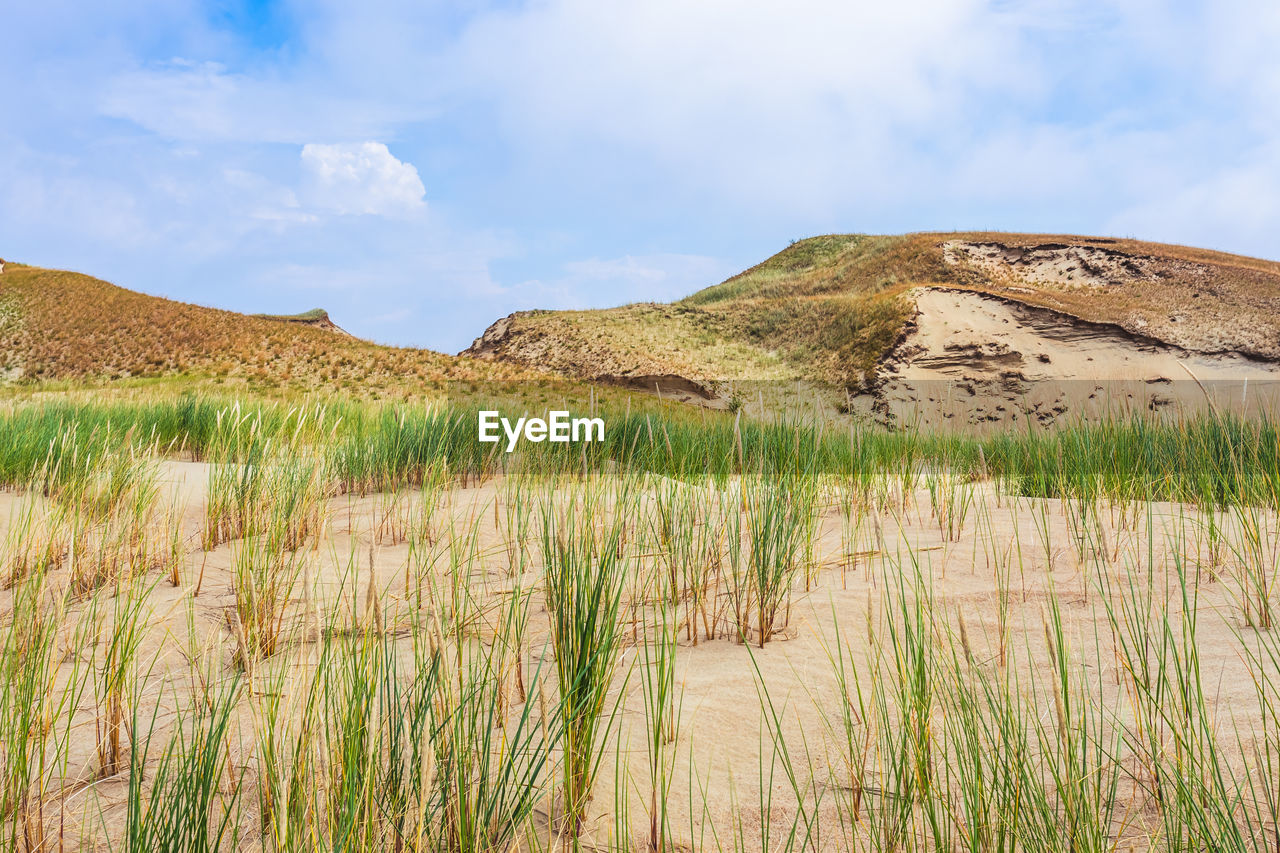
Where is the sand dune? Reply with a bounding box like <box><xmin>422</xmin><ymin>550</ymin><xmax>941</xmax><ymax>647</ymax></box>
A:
<box><xmin>865</xmin><ymin>288</ymin><xmax>1280</xmax><ymax>427</ymax></box>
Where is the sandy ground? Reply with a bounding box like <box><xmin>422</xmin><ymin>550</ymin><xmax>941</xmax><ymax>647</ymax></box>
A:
<box><xmin>1</xmin><ymin>463</ymin><xmax>1276</xmax><ymax>850</ymax></box>
<box><xmin>865</xmin><ymin>287</ymin><xmax>1280</xmax><ymax>428</ymax></box>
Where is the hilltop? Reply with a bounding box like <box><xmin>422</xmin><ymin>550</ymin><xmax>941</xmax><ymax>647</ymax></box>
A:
<box><xmin>465</xmin><ymin>232</ymin><xmax>1280</xmax><ymax>422</ymax></box>
<box><xmin>0</xmin><ymin>262</ymin><xmax>525</xmax><ymax>396</ymax></box>
<box><xmin>250</xmin><ymin>308</ymin><xmax>352</xmax><ymax>336</ymax></box>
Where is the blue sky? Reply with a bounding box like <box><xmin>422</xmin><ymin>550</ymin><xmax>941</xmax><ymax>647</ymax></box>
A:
<box><xmin>3</xmin><ymin>1</ymin><xmax>1278</xmax><ymax>353</ymax></box>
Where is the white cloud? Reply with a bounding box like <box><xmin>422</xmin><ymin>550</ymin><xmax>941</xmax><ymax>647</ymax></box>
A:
<box><xmin>74</xmin><ymin>2</ymin><xmax>1280</xmax><ymax>247</ymax></box>
<box><xmin>449</xmin><ymin>0</ymin><xmax>1040</xmax><ymax>211</ymax></box>
<box><xmin>99</xmin><ymin>59</ymin><xmax>421</xmax><ymax>144</ymax></box>
<box><xmin>299</xmin><ymin>142</ymin><xmax>426</xmax><ymax>217</ymax></box>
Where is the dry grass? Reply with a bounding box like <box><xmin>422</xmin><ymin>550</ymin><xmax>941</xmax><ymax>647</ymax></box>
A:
<box><xmin>0</xmin><ymin>264</ymin><xmax>530</xmax><ymax>395</ymax></box>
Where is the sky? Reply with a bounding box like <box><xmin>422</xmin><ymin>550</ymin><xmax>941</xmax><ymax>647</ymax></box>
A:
<box><xmin>3</xmin><ymin>1</ymin><xmax>1279</xmax><ymax>354</ymax></box>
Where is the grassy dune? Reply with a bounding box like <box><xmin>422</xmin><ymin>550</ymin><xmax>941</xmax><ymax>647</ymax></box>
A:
<box><xmin>0</xmin><ymin>263</ymin><xmax>526</xmax><ymax>394</ymax></box>
<box><xmin>466</xmin><ymin>232</ymin><xmax>1280</xmax><ymax>386</ymax></box>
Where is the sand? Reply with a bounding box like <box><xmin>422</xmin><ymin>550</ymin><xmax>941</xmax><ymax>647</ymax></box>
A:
<box><xmin>865</xmin><ymin>287</ymin><xmax>1280</xmax><ymax>428</ymax></box>
<box><xmin>0</xmin><ymin>467</ymin><xmax>1275</xmax><ymax>850</ymax></box>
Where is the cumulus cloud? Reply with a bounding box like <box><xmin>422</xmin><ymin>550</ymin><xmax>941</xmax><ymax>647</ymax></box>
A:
<box><xmin>300</xmin><ymin>142</ymin><xmax>426</xmax><ymax>217</ymax></box>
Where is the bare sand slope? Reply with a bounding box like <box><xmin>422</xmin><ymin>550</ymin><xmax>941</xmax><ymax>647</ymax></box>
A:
<box><xmin>865</xmin><ymin>288</ymin><xmax>1280</xmax><ymax>427</ymax></box>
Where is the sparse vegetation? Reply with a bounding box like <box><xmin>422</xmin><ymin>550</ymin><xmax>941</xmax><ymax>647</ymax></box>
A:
<box><xmin>0</xmin><ymin>387</ymin><xmax>1278</xmax><ymax>851</ymax></box>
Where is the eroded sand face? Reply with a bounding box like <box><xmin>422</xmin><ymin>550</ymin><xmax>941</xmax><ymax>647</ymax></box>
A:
<box><xmin>941</xmin><ymin>240</ymin><xmax>1212</xmax><ymax>290</ymax></box>
<box><xmin>866</xmin><ymin>288</ymin><xmax>1280</xmax><ymax>427</ymax></box>
<box><xmin>2</xmin><ymin>467</ymin><xmax>1276</xmax><ymax>850</ymax></box>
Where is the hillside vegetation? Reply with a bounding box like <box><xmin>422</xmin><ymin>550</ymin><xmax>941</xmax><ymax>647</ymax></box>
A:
<box><xmin>465</xmin><ymin>232</ymin><xmax>1280</xmax><ymax>389</ymax></box>
<box><xmin>0</xmin><ymin>262</ymin><xmax>526</xmax><ymax>395</ymax></box>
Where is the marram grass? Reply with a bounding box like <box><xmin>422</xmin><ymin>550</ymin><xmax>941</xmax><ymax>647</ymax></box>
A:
<box><xmin>0</xmin><ymin>390</ymin><xmax>1277</xmax><ymax>850</ymax></box>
